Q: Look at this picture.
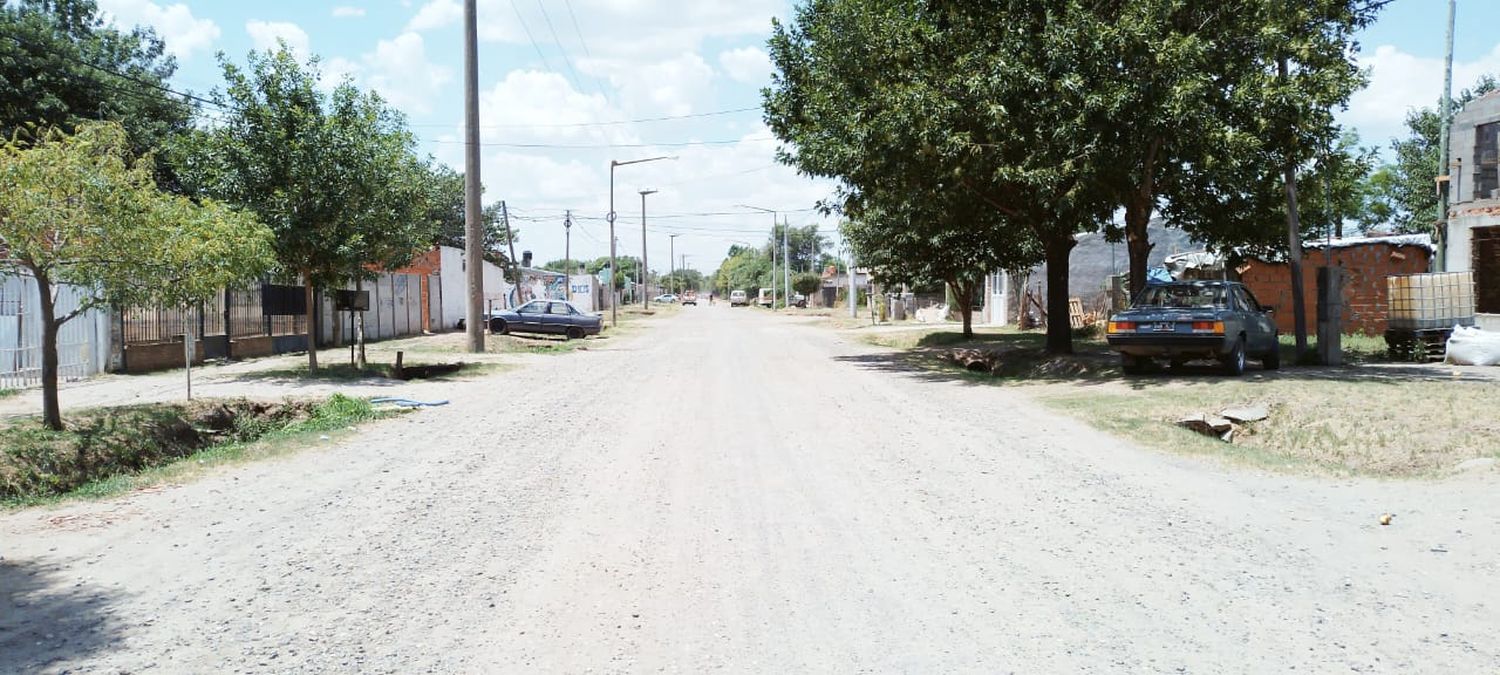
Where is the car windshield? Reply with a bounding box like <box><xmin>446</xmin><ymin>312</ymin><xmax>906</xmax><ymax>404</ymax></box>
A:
<box><xmin>1133</xmin><ymin>284</ymin><xmax>1228</xmax><ymax>309</ymax></box>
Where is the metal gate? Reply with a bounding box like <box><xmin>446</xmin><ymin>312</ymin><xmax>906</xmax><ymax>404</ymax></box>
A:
<box><xmin>1</xmin><ymin>274</ymin><xmax>108</xmax><ymax>390</ymax></box>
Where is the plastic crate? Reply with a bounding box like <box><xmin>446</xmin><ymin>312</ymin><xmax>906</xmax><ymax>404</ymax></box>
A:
<box><xmin>1386</xmin><ymin>272</ymin><xmax>1476</xmax><ymax>330</ymax></box>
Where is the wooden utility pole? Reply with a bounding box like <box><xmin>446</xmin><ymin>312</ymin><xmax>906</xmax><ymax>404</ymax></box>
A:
<box><xmin>1280</xmin><ymin>56</ymin><xmax>1309</xmax><ymax>359</ymax></box>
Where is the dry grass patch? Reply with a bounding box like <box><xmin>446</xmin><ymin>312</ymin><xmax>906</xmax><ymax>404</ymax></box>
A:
<box><xmin>1040</xmin><ymin>378</ymin><xmax>1500</xmax><ymax>477</ymax></box>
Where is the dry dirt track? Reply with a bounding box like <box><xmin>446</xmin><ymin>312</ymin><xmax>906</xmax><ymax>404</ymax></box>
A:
<box><xmin>3</xmin><ymin>306</ymin><xmax>1498</xmax><ymax>673</ymax></box>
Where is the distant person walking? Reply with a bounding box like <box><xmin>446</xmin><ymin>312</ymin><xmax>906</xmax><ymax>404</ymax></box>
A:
<box><xmin>709</xmin><ymin>293</ymin><xmax>716</xmax><ymax>305</ymax></box>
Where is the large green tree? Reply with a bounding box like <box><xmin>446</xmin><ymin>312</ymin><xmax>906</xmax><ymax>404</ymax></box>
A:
<box><xmin>1</xmin><ymin>123</ymin><xmax>273</xmax><ymax>429</ymax></box>
<box><xmin>767</xmin><ymin>0</ymin><xmax>1115</xmax><ymax>352</ymax></box>
<box><xmin>0</xmin><ymin>0</ymin><xmax>195</xmax><ymax>188</ymax></box>
<box><xmin>179</xmin><ymin>45</ymin><xmax>439</xmax><ymax>370</ymax></box>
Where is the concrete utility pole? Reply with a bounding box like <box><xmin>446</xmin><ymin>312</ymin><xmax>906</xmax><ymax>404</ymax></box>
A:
<box><xmin>1436</xmin><ymin>0</ymin><xmax>1458</xmax><ymax>272</ymax></box>
<box><xmin>782</xmin><ymin>216</ymin><xmax>790</xmax><ymax>304</ymax></box>
<box><xmin>462</xmin><ymin>0</ymin><xmax>484</xmax><ymax>352</ymax></box>
<box><xmin>564</xmin><ymin>210</ymin><xmax>572</xmax><ymax>301</ymax></box>
<box><xmin>668</xmin><ymin>233</ymin><xmax>678</xmax><ymax>295</ymax></box>
<box><xmin>609</xmin><ymin>156</ymin><xmax>674</xmax><ymax>326</ymax></box>
<box><xmin>640</xmin><ymin>188</ymin><xmax>656</xmax><ymax>309</ymax></box>
<box><xmin>848</xmin><ymin>247</ymin><xmax>857</xmax><ymax>318</ymax></box>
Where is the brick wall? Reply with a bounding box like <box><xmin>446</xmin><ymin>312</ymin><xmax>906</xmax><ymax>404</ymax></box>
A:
<box><xmin>1240</xmin><ymin>243</ymin><xmax>1432</xmax><ymax>336</ymax></box>
<box><xmin>123</xmin><ymin>341</ymin><xmax>203</xmax><ymax>373</ymax></box>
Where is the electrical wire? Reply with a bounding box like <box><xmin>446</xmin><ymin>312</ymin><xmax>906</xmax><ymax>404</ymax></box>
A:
<box><xmin>405</xmin><ymin>106</ymin><xmax>760</xmax><ymax>129</ymax></box>
<box><xmin>423</xmin><ymin>137</ymin><xmax>776</xmax><ymax>149</ymax></box>
<box><xmin>508</xmin><ymin>0</ymin><xmax>559</xmax><ymax>76</ymax></box>
<box><xmin>535</xmin><ymin>0</ymin><xmax>587</xmax><ymax>98</ymax></box>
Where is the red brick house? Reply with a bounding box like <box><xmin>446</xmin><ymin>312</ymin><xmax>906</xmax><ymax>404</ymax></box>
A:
<box><xmin>1238</xmin><ymin>235</ymin><xmax>1434</xmax><ymax>336</ymax></box>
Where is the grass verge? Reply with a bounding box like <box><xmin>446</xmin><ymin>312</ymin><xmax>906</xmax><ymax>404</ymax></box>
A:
<box><xmin>1037</xmin><ymin>378</ymin><xmax>1500</xmax><ymax>477</ymax></box>
<box><xmin>1</xmin><ymin>394</ymin><xmax>387</xmax><ymax>507</ymax></box>
<box><xmin>254</xmin><ymin>361</ymin><xmax>508</xmax><ymax>381</ymax></box>
<box><xmin>853</xmin><ymin>325</ymin><xmax>1500</xmax><ymax>477</ymax></box>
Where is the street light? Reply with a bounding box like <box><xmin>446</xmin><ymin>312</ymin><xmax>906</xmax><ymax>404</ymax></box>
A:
<box><xmin>610</xmin><ymin>155</ymin><xmax>675</xmax><ymax>326</ymax></box>
<box><xmin>735</xmin><ymin>204</ymin><xmax>778</xmax><ymax>308</ymax></box>
<box><xmin>639</xmin><ymin>188</ymin><xmax>657</xmax><ymax>309</ymax></box>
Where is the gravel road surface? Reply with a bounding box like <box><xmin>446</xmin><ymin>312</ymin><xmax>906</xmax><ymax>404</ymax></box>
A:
<box><xmin>3</xmin><ymin>306</ymin><xmax>1497</xmax><ymax>673</ymax></box>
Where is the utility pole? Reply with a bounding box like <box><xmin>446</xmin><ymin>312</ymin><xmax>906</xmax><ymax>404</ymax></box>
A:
<box><xmin>735</xmin><ymin>204</ymin><xmax>778</xmax><ymax>307</ymax></box>
<box><xmin>640</xmin><ymin>188</ymin><xmax>656</xmax><ymax>308</ymax></box>
<box><xmin>848</xmin><ymin>246</ymin><xmax>857</xmax><ymax>319</ymax></box>
<box><xmin>668</xmin><ymin>233</ymin><xmax>678</xmax><ymax>296</ymax></box>
<box><xmin>462</xmin><ymin>0</ymin><xmax>484</xmax><ymax>352</ymax></box>
<box><xmin>609</xmin><ymin>156</ymin><xmax>675</xmax><ymax>326</ymax></box>
<box><xmin>564</xmin><ymin>210</ymin><xmax>572</xmax><ymax>301</ymax></box>
<box><xmin>502</xmin><ymin>201</ymin><xmax>521</xmax><ymax>308</ymax></box>
<box><xmin>1436</xmin><ymin>0</ymin><xmax>1458</xmax><ymax>272</ymax></box>
<box><xmin>782</xmin><ymin>216</ymin><xmax>790</xmax><ymax>305</ymax></box>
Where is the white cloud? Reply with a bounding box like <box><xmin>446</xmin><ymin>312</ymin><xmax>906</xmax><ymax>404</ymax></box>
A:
<box><xmin>245</xmin><ymin>20</ymin><xmax>311</xmax><ymax>59</ymax></box>
<box><xmin>1345</xmin><ymin>44</ymin><xmax>1500</xmax><ymax>146</ymax></box>
<box><xmin>332</xmin><ymin>6</ymin><xmax>367</xmax><ymax>19</ymax></box>
<box><xmin>95</xmin><ymin>0</ymin><xmax>220</xmax><ymax>60</ymax></box>
<box><xmin>362</xmin><ymin>32</ymin><xmax>454</xmax><ymax>114</ymax></box>
<box><xmin>718</xmin><ymin>46</ymin><xmax>772</xmax><ymax>85</ymax></box>
<box><xmin>406</xmin><ymin>0</ymin><xmax>462</xmax><ymax>32</ymax></box>
<box><xmin>587</xmin><ymin>53</ymin><xmax>715</xmax><ymax>117</ymax></box>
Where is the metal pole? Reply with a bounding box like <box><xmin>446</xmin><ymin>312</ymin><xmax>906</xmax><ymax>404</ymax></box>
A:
<box><xmin>609</xmin><ymin>162</ymin><xmax>617</xmax><ymax>327</ymax></box>
<box><xmin>668</xmin><ymin>234</ymin><xmax>678</xmax><ymax>295</ymax></box>
<box><xmin>782</xmin><ymin>216</ymin><xmax>790</xmax><ymax>306</ymax></box>
<box><xmin>1436</xmin><ymin>0</ymin><xmax>1457</xmax><ymax>272</ymax></box>
<box><xmin>640</xmin><ymin>188</ymin><xmax>656</xmax><ymax>309</ymax></box>
<box><xmin>848</xmin><ymin>246</ymin><xmax>857</xmax><ymax>318</ymax></box>
<box><xmin>564</xmin><ymin>210</ymin><xmax>572</xmax><ymax>301</ymax></box>
<box><xmin>462</xmin><ymin>0</ymin><xmax>484</xmax><ymax>353</ymax></box>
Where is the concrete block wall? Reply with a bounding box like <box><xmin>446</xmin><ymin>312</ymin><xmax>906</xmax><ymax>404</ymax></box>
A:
<box><xmin>1240</xmin><ymin>243</ymin><xmax>1432</xmax><ymax>336</ymax></box>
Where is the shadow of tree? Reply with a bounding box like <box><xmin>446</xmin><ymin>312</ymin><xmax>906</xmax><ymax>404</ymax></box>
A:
<box><xmin>839</xmin><ymin>331</ymin><xmax>1498</xmax><ymax>391</ymax></box>
<box><xmin>0</xmin><ymin>557</ymin><xmax>127</xmax><ymax>671</ymax></box>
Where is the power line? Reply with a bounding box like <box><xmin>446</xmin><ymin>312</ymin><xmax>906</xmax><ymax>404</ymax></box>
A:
<box><xmin>535</xmin><ymin>0</ymin><xmax>587</xmax><ymax>97</ymax></box>
<box><xmin>561</xmin><ymin>0</ymin><xmax>612</xmax><ymax>103</ymax></box>
<box><xmin>508</xmin><ymin>0</ymin><xmax>558</xmax><ymax>75</ymax></box>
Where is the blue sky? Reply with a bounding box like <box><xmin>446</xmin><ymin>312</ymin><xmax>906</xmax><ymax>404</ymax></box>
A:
<box><xmin>95</xmin><ymin>0</ymin><xmax>1500</xmax><ymax>272</ymax></box>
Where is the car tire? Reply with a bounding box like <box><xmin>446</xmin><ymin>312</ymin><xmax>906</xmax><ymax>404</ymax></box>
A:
<box><xmin>1263</xmin><ymin>342</ymin><xmax>1281</xmax><ymax>370</ymax></box>
<box><xmin>1221</xmin><ymin>337</ymin><xmax>1247</xmax><ymax>376</ymax></box>
<box><xmin>1121</xmin><ymin>353</ymin><xmax>1148</xmax><ymax>375</ymax></box>
<box><xmin>565</xmin><ymin>327</ymin><xmax>584</xmax><ymax>341</ymax></box>
<box><xmin>490</xmin><ymin>319</ymin><xmax>508</xmax><ymax>335</ymax></box>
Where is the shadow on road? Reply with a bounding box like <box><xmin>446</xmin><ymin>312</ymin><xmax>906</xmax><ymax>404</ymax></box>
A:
<box><xmin>835</xmin><ymin>341</ymin><xmax>1497</xmax><ymax>391</ymax></box>
<box><xmin>0</xmin><ymin>557</ymin><xmax>126</xmax><ymax>671</ymax></box>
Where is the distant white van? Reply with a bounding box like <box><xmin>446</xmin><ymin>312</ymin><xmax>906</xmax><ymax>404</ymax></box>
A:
<box><xmin>757</xmin><ymin>288</ymin><xmax>774</xmax><ymax>307</ymax></box>
<box><xmin>729</xmin><ymin>289</ymin><xmax>749</xmax><ymax>307</ymax></box>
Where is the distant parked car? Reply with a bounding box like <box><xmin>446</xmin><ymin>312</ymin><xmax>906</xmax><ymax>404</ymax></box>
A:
<box><xmin>681</xmin><ymin>291</ymin><xmax>698</xmax><ymax>306</ymax></box>
<box><xmin>729</xmin><ymin>289</ymin><xmax>749</xmax><ymax>307</ymax></box>
<box><xmin>1105</xmin><ymin>280</ymin><xmax>1279</xmax><ymax>375</ymax></box>
<box><xmin>788</xmin><ymin>293</ymin><xmax>807</xmax><ymax>308</ymax></box>
<box><xmin>485</xmin><ymin>299</ymin><xmax>602</xmax><ymax>340</ymax></box>
<box><xmin>653</xmin><ymin>293</ymin><xmax>679</xmax><ymax>303</ymax></box>
<box><xmin>757</xmin><ymin>288</ymin><xmax>774</xmax><ymax>308</ymax></box>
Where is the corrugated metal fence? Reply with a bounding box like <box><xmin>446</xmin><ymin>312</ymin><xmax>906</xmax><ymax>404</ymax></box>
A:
<box><xmin>0</xmin><ymin>274</ymin><xmax>111</xmax><ymax>390</ymax></box>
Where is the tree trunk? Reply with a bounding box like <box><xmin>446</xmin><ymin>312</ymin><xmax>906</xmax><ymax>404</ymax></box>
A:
<box><xmin>355</xmin><ymin>277</ymin><xmax>367</xmax><ymax>369</ymax></box>
<box><xmin>1043</xmin><ymin>235</ymin><xmax>1076</xmax><ymax>355</ymax></box>
<box><xmin>34</xmin><ymin>270</ymin><xmax>64</xmax><ymax>431</ymax></box>
<box><xmin>304</xmin><ymin>277</ymin><xmax>319</xmax><ymax>371</ymax></box>
<box><xmin>1283</xmin><ymin>164</ymin><xmax>1310</xmax><ymax>357</ymax></box>
<box><xmin>1125</xmin><ymin>137</ymin><xmax>1162</xmax><ymax>297</ymax></box>
<box><xmin>1124</xmin><ymin>197</ymin><xmax>1154</xmax><ymax>298</ymax></box>
<box><xmin>950</xmin><ymin>278</ymin><xmax>977</xmax><ymax>338</ymax></box>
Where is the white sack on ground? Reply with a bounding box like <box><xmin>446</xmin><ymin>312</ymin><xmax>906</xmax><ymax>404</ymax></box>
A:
<box><xmin>1445</xmin><ymin>325</ymin><xmax>1500</xmax><ymax>366</ymax></box>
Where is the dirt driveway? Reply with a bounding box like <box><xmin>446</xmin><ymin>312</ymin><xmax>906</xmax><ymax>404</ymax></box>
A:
<box><xmin>3</xmin><ymin>306</ymin><xmax>1497</xmax><ymax>672</ymax></box>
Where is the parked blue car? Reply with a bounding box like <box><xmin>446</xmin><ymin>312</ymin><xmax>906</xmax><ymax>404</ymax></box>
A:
<box><xmin>459</xmin><ymin>300</ymin><xmax>603</xmax><ymax>340</ymax></box>
<box><xmin>1105</xmin><ymin>280</ymin><xmax>1279</xmax><ymax>375</ymax></box>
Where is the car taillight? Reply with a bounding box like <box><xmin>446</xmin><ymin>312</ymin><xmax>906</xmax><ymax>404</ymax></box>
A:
<box><xmin>1191</xmin><ymin>321</ymin><xmax>1225</xmax><ymax>334</ymax></box>
<box><xmin>1107</xmin><ymin>321</ymin><xmax>1136</xmax><ymax>333</ymax></box>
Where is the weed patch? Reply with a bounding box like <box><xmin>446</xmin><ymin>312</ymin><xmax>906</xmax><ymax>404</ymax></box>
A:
<box><xmin>1</xmin><ymin>394</ymin><xmax>382</xmax><ymax>505</ymax></box>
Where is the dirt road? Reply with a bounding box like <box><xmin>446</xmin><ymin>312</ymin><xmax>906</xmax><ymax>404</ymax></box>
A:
<box><xmin>3</xmin><ymin>306</ymin><xmax>1497</xmax><ymax>673</ymax></box>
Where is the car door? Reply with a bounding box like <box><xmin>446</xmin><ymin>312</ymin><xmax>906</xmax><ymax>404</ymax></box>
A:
<box><xmin>541</xmin><ymin>301</ymin><xmax>574</xmax><ymax>334</ymax></box>
<box><xmin>514</xmin><ymin>301</ymin><xmax>547</xmax><ymax>332</ymax></box>
<box><xmin>1235</xmin><ymin>287</ymin><xmax>1277</xmax><ymax>353</ymax></box>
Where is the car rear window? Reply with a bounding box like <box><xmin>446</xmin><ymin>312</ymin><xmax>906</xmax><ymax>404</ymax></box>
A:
<box><xmin>1134</xmin><ymin>285</ymin><xmax>1228</xmax><ymax>309</ymax></box>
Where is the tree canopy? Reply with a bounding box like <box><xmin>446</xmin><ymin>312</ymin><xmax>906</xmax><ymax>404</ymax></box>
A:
<box><xmin>1</xmin><ymin>122</ymin><xmax>273</xmax><ymax>428</ymax></box>
<box><xmin>0</xmin><ymin>0</ymin><xmax>195</xmax><ymax>187</ymax></box>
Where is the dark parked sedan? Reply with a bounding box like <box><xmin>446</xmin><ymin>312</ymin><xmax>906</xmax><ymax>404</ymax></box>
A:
<box><xmin>1105</xmin><ymin>281</ymin><xmax>1279</xmax><ymax>375</ymax></box>
<box><xmin>487</xmin><ymin>299</ymin><xmax>603</xmax><ymax>340</ymax></box>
